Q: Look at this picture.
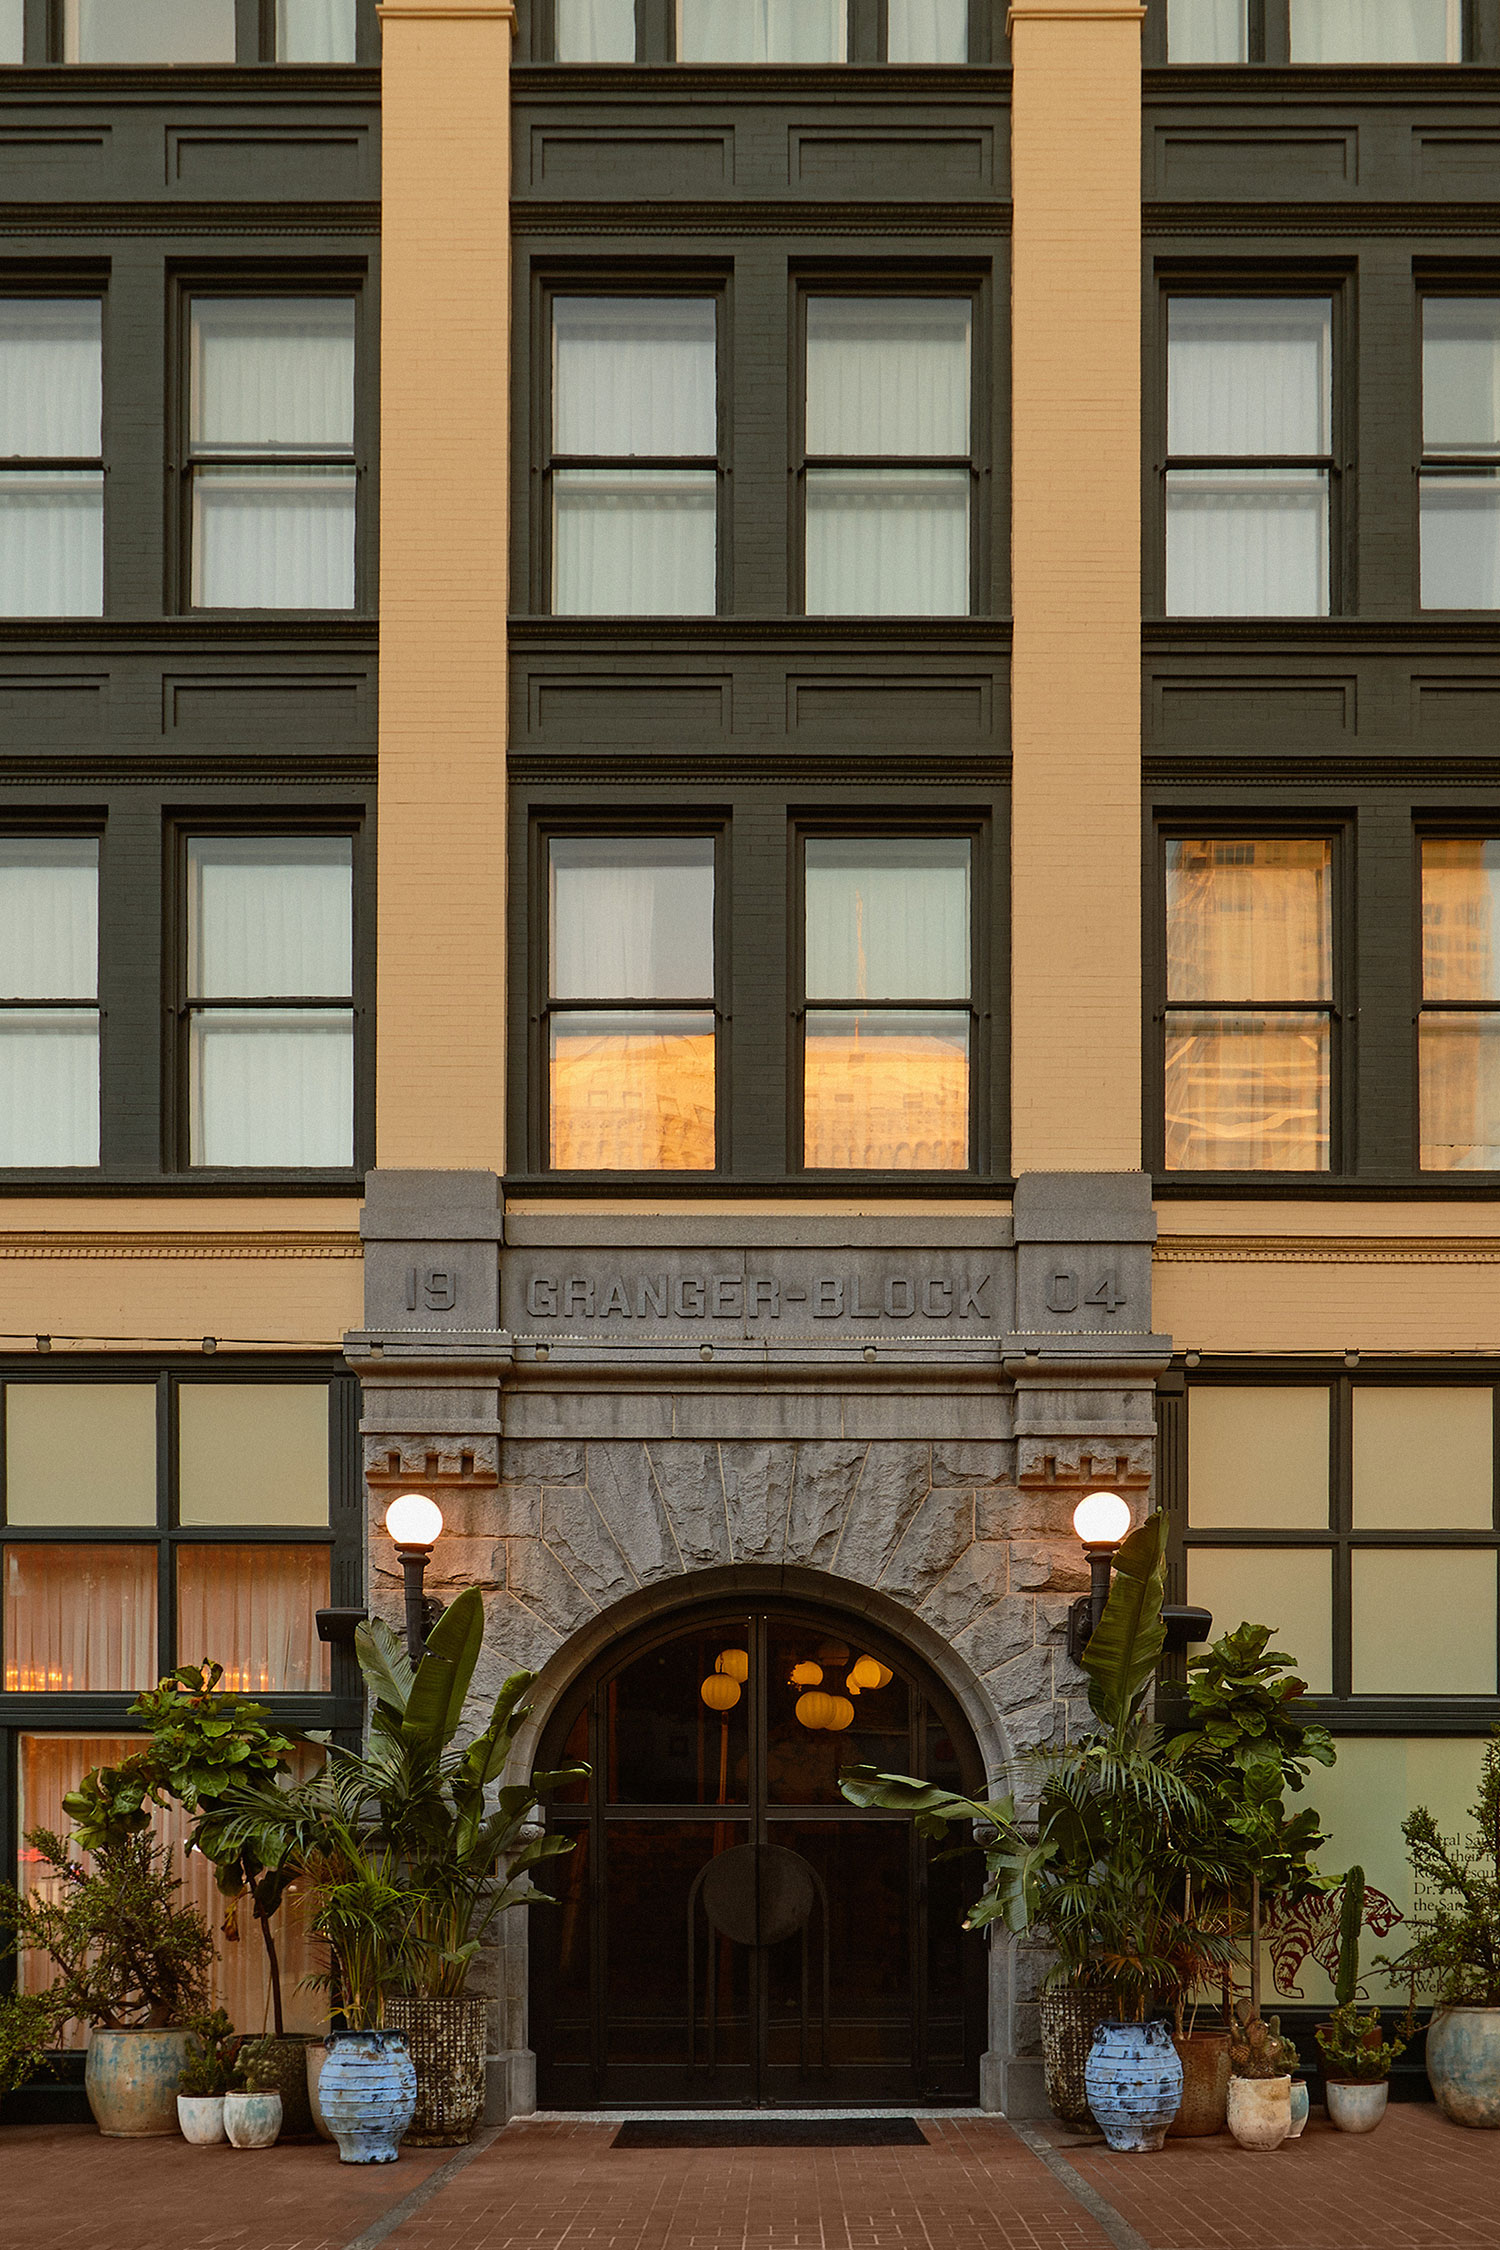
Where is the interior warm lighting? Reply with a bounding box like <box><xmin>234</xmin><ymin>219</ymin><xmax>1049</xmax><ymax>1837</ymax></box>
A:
<box><xmin>1072</xmin><ymin>1491</ymin><xmax>1131</xmax><ymax>1548</ymax></box>
<box><xmin>384</xmin><ymin>1492</ymin><xmax>444</xmax><ymax>1550</ymax></box>
<box><xmin>795</xmin><ymin>1689</ymin><xmax>837</xmax><ymax>1730</ymax></box>
<box><xmin>715</xmin><ymin>1648</ymin><xmax>749</xmax><ymax>1682</ymax></box>
<box><xmin>700</xmin><ymin>1672</ymin><xmax>740</xmax><ymax>1712</ymax></box>
<box><xmin>789</xmin><ymin>1659</ymin><xmax>823</xmax><ymax>1687</ymax></box>
<box><xmin>845</xmin><ymin>1673</ymin><xmax>861</xmax><ymax>1695</ymax></box>
<box><xmin>849</xmin><ymin>1655</ymin><xmax>885</xmax><ymax>1690</ymax></box>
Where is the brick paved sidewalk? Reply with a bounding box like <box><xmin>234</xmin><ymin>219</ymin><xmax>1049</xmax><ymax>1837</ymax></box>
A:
<box><xmin>3</xmin><ymin>2106</ymin><xmax>1499</xmax><ymax>2250</ymax></box>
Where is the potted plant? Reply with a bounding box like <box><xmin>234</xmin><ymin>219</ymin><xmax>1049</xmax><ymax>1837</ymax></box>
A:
<box><xmin>131</xmin><ymin>1662</ymin><xmax>316</xmax><ymax>2138</ymax></box>
<box><xmin>177</xmin><ymin>2009</ymin><xmax>238</xmax><ymax>2144</ymax></box>
<box><xmin>1226</xmin><ymin>1998</ymin><xmax>1297</xmax><ymax>2149</ymax></box>
<box><xmin>0</xmin><ymin>1988</ymin><xmax>67</xmax><ymax>2114</ymax></box>
<box><xmin>224</xmin><ymin>2054</ymin><xmax>283</xmax><ymax>2149</ymax></box>
<box><xmin>1314</xmin><ymin>1866</ymin><xmax>1403</xmax><ymax>2133</ymax></box>
<box><xmin>0</xmin><ymin>1760</ymin><xmax>213</xmax><ymax>2136</ymax></box>
<box><xmin>1375</xmin><ymin>1729</ymin><xmax>1500</xmax><ymax>2127</ymax></box>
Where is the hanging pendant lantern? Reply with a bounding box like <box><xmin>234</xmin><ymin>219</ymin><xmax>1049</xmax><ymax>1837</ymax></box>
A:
<box><xmin>701</xmin><ymin>1672</ymin><xmax>741</xmax><ymax>1712</ymax></box>
<box><xmin>716</xmin><ymin>1648</ymin><xmax>749</xmax><ymax>1682</ymax></box>
<box><xmin>789</xmin><ymin>1660</ymin><xmax>823</xmax><ymax>1687</ymax></box>
<box><xmin>795</xmin><ymin>1690</ymin><xmax>837</xmax><ymax>1730</ymax></box>
<box><xmin>825</xmin><ymin>1696</ymin><xmax>856</xmax><ymax>1731</ymax></box>
<box><xmin>849</xmin><ymin>1655</ymin><xmax>885</xmax><ymax>1690</ymax></box>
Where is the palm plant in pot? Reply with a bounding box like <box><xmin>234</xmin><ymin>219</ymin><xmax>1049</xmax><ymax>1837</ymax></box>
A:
<box><xmin>1375</xmin><ymin>1729</ymin><xmax>1500</xmax><ymax>2128</ymax></box>
<box><xmin>1315</xmin><ymin>1867</ymin><xmax>1404</xmax><ymax>2133</ymax></box>
<box><xmin>0</xmin><ymin>1757</ymin><xmax>212</xmax><ymax>2136</ymax></box>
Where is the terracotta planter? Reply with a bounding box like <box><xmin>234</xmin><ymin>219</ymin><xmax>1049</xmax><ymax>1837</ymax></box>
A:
<box><xmin>1426</xmin><ymin>2005</ymin><xmax>1500</xmax><ymax>2128</ymax></box>
<box><xmin>224</xmin><ymin>2090</ymin><xmax>282</xmax><ymax>2149</ymax></box>
<box><xmin>1226</xmin><ymin>2073</ymin><xmax>1291</xmax><ymax>2151</ymax></box>
<box><xmin>1326</xmin><ymin>2079</ymin><xmax>1389</xmax><ymax>2133</ymax></box>
<box><xmin>177</xmin><ymin>2094</ymin><xmax>225</xmax><ymax>2145</ymax></box>
<box><xmin>383</xmin><ymin>1996</ymin><xmax>487</xmax><ymax>2147</ymax></box>
<box><xmin>1168</xmin><ymin>2032</ymin><xmax>1230</xmax><ymax>2137</ymax></box>
<box><xmin>85</xmin><ymin>2028</ymin><xmax>192</xmax><ymax>2137</ymax></box>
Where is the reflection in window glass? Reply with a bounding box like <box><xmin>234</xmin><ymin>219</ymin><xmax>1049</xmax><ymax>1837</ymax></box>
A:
<box><xmin>606</xmin><ymin>1623</ymin><xmax>752</xmax><ymax>1803</ymax></box>
<box><xmin>557</xmin><ymin>0</ymin><xmax>635</xmax><ymax>58</ymax></box>
<box><xmin>4</xmin><ymin>1382</ymin><xmax>156</xmax><ymax>1525</ymax></box>
<box><xmin>551</xmin><ymin>298</ymin><xmax>717</xmax><ymax>616</ymax></box>
<box><xmin>1167</xmin><ymin>0</ymin><xmax>1246</xmax><ymax>59</ymax></box>
<box><xmin>1421</xmin><ymin>839</ymin><xmax>1500</xmax><ymax>1167</ymax></box>
<box><xmin>176</xmin><ymin>1545</ymin><xmax>331</xmax><ymax>1693</ymax></box>
<box><xmin>805</xmin><ymin>297</ymin><xmax>972</xmax><ymax>616</ymax></box>
<box><xmin>187</xmin><ymin>836</ymin><xmax>354</xmax><ymax>1167</ymax></box>
<box><xmin>803</xmin><ymin>838</ymin><xmax>971</xmax><ymax>1170</ymax></box>
<box><xmin>1422</xmin><ymin>303</ymin><xmax>1500</xmax><ymax>609</ymax></box>
<box><xmin>1164</xmin><ymin>838</ymin><xmax>1333</xmax><ymax>1170</ymax></box>
<box><xmin>278</xmin><ymin>0</ymin><xmax>358</xmax><ymax>61</ymax></box>
<box><xmin>1289</xmin><ymin>0</ymin><xmax>1458</xmax><ymax>61</ymax></box>
<box><xmin>65</xmin><ymin>0</ymin><xmax>236</xmax><ymax>62</ymax></box>
<box><xmin>677</xmin><ymin>0</ymin><xmax>843</xmax><ymax>61</ymax></box>
<box><xmin>0</xmin><ymin>302</ymin><xmax>103</xmax><ymax>618</ymax></box>
<box><xmin>189</xmin><ymin>298</ymin><xmax>356</xmax><ymax>610</ymax></box>
<box><xmin>3</xmin><ymin>1545</ymin><xmax>156</xmax><ymax>1691</ymax></box>
<box><xmin>764</xmin><ymin>1619</ymin><xmax>910</xmax><ymax>1804</ymax></box>
<box><xmin>887</xmin><ymin>0</ymin><xmax>967</xmax><ymax>62</ymax></box>
<box><xmin>1166</xmin><ymin>297</ymin><xmax>1333</xmax><ymax>617</ymax></box>
<box><xmin>548</xmin><ymin>837</ymin><xmax>715</xmax><ymax>1170</ymax></box>
<box><xmin>0</xmin><ymin>839</ymin><xmax>99</xmax><ymax>1165</ymax></box>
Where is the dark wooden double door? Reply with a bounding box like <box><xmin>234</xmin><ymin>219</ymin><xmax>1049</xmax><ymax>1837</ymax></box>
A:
<box><xmin>531</xmin><ymin>1602</ymin><xmax>985</xmax><ymax>2108</ymax></box>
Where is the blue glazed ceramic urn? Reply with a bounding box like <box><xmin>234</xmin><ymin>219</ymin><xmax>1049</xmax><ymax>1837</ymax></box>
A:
<box><xmin>317</xmin><ymin>2029</ymin><xmax>418</xmax><ymax>2164</ymax></box>
<box><xmin>1084</xmin><ymin>2020</ymin><xmax>1184</xmax><ymax>2152</ymax></box>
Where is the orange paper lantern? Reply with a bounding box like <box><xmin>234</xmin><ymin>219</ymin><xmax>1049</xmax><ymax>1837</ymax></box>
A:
<box><xmin>701</xmin><ymin>1673</ymin><xmax>741</xmax><ymax>1712</ymax></box>
<box><xmin>789</xmin><ymin>1660</ymin><xmax>823</xmax><ymax>1687</ymax></box>
<box><xmin>825</xmin><ymin>1696</ymin><xmax>856</xmax><ymax>1732</ymax></box>
<box><xmin>795</xmin><ymin>1690</ymin><xmax>837</xmax><ymax>1730</ymax></box>
<box><xmin>716</xmin><ymin>1648</ymin><xmax>749</xmax><ymax>1682</ymax></box>
<box><xmin>849</xmin><ymin>1655</ymin><xmax>884</xmax><ymax>1690</ymax></box>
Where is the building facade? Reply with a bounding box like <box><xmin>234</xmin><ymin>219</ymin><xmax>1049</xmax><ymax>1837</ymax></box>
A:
<box><xmin>3</xmin><ymin>0</ymin><xmax>1500</xmax><ymax>2123</ymax></box>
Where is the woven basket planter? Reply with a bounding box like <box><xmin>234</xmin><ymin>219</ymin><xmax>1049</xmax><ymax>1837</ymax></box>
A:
<box><xmin>1039</xmin><ymin>1988</ymin><xmax>1115</xmax><ymax>2128</ymax></box>
<box><xmin>382</xmin><ymin>1997</ymin><xmax>487</xmax><ymax>2147</ymax></box>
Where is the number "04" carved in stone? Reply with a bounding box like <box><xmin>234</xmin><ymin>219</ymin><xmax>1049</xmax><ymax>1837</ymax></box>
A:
<box><xmin>1045</xmin><ymin>1269</ymin><xmax>1126</xmax><ymax>1317</ymax></box>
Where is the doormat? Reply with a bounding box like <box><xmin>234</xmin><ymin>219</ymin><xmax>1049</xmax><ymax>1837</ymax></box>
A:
<box><xmin>612</xmin><ymin>2117</ymin><xmax>929</xmax><ymax>2149</ymax></box>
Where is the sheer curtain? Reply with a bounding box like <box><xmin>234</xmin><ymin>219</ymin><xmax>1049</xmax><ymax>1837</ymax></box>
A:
<box><xmin>1421</xmin><ymin>839</ymin><xmax>1500</xmax><ymax>1168</ymax></box>
<box><xmin>1165</xmin><ymin>839</ymin><xmax>1332</xmax><ymax>1170</ymax></box>
<box><xmin>0</xmin><ymin>0</ymin><xmax>20</xmax><ymax>62</ymax></box>
<box><xmin>677</xmin><ymin>0</ymin><xmax>844</xmax><ymax>61</ymax></box>
<box><xmin>553</xmin><ymin>473</ymin><xmax>715</xmax><ymax>615</ymax></box>
<box><xmin>277</xmin><ymin>0</ymin><xmax>358</xmax><ymax>61</ymax></box>
<box><xmin>3</xmin><ymin>1546</ymin><xmax>156</xmax><ymax>1692</ymax></box>
<box><xmin>1289</xmin><ymin>0</ymin><xmax>1456</xmax><ymax>61</ymax></box>
<box><xmin>805</xmin><ymin>838</ymin><xmax>969</xmax><ymax>1000</ymax></box>
<box><xmin>557</xmin><ymin>0</ymin><xmax>636</xmax><ymax>59</ymax></box>
<box><xmin>65</xmin><ymin>0</ymin><xmax>236</xmax><ymax>62</ymax></box>
<box><xmin>551</xmin><ymin>838</ymin><xmax>714</xmax><ymax>999</ymax></box>
<box><xmin>176</xmin><ymin>1546</ymin><xmax>330</xmax><ymax>1692</ymax></box>
<box><xmin>1421</xmin><ymin>301</ymin><xmax>1500</xmax><ymax>610</ymax></box>
<box><xmin>887</xmin><ymin>0</ymin><xmax>967</xmax><ymax>62</ymax></box>
<box><xmin>0</xmin><ymin>839</ymin><xmax>98</xmax><ymax>1166</ymax></box>
<box><xmin>1167</xmin><ymin>0</ymin><xmax>1246</xmax><ymax>60</ymax></box>
<box><xmin>0</xmin><ymin>300</ymin><xmax>102</xmax><ymax>618</ymax></box>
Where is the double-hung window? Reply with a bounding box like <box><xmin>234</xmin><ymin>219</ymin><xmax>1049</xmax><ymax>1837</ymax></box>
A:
<box><xmin>0</xmin><ymin>299</ymin><xmax>102</xmax><ymax>618</ymax></box>
<box><xmin>0</xmin><ymin>2</ymin><xmax>19</xmax><ymax>62</ymax></box>
<box><xmin>1166</xmin><ymin>0</ymin><xmax>1246</xmax><ymax>60</ymax></box>
<box><xmin>802</xmin><ymin>296</ymin><xmax>973</xmax><ymax>617</ymax></box>
<box><xmin>0</xmin><ymin>839</ymin><xmax>98</xmax><ymax>1169</ymax></box>
<box><xmin>1163</xmin><ymin>838</ymin><xmax>1334</xmax><ymax>1172</ymax></box>
<box><xmin>678</xmin><ymin>1</ymin><xmax>845</xmax><ymax>60</ymax></box>
<box><xmin>1166</xmin><ymin>0</ymin><xmax>1460</xmax><ymax>60</ymax></box>
<box><xmin>556</xmin><ymin>0</ymin><xmax>967</xmax><ymax>59</ymax></box>
<box><xmin>64</xmin><ymin>0</ymin><xmax>236</xmax><ymax>60</ymax></box>
<box><xmin>1165</xmin><ymin>296</ymin><xmax>1334</xmax><ymax>617</ymax></box>
<box><xmin>187</xmin><ymin>295</ymin><xmax>357</xmax><ymax>611</ymax></box>
<box><xmin>546</xmin><ymin>836</ymin><xmax>717</xmax><ymax>1171</ymax></box>
<box><xmin>184</xmin><ymin>836</ymin><xmax>355</xmax><ymax>1169</ymax></box>
<box><xmin>1420</xmin><ymin>299</ymin><xmax>1500</xmax><ymax>610</ymax></box>
<box><xmin>278</xmin><ymin>2</ymin><xmax>359</xmax><ymax>60</ymax></box>
<box><xmin>1419</xmin><ymin>839</ymin><xmax>1500</xmax><ymax>1170</ymax></box>
<box><xmin>550</xmin><ymin>297</ymin><xmax>718</xmax><ymax>617</ymax></box>
<box><xmin>800</xmin><ymin>837</ymin><xmax>972</xmax><ymax>1171</ymax></box>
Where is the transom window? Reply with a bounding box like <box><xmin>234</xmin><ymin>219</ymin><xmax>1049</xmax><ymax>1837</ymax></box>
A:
<box><xmin>1162</xmin><ymin>836</ymin><xmax>1334</xmax><ymax>1172</ymax></box>
<box><xmin>0</xmin><ymin>839</ymin><xmax>99</xmax><ymax>1169</ymax></box>
<box><xmin>183</xmin><ymin>836</ymin><xmax>355</xmax><ymax>1169</ymax></box>
<box><xmin>1421</xmin><ymin>299</ymin><xmax>1500</xmax><ymax>611</ymax></box>
<box><xmin>187</xmin><ymin>295</ymin><xmax>357</xmax><ymax>612</ymax></box>
<box><xmin>799</xmin><ymin>836</ymin><xmax>972</xmax><ymax>1171</ymax></box>
<box><xmin>1165</xmin><ymin>295</ymin><xmax>1334</xmax><ymax>618</ymax></box>
<box><xmin>549</xmin><ymin>296</ymin><xmax>718</xmax><ymax>617</ymax></box>
<box><xmin>546</xmin><ymin>835</ymin><xmax>718</xmax><ymax>1171</ymax></box>
<box><xmin>554</xmin><ymin>0</ymin><xmax>967</xmax><ymax>61</ymax></box>
<box><xmin>64</xmin><ymin>0</ymin><xmax>236</xmax><ymax>61</ymax></box>
<box><xmin>1166</xmin><ymin>0</ymin><xmax>1461</xmax><ymax>59</ymax></box>
<box><xmin>802</xmin><ymin>296</ymin><xmax>973</xmax><ymax>618</ymax></box>
<box><xmin>0</xmin><ymin>299</ymin><xmax>103</xmax><ymax>619</ymax></box>
<box><xmin>1420</xmin><ymin>838</ymin><xmax>1500</xmax><ymax>1170</ymax></box>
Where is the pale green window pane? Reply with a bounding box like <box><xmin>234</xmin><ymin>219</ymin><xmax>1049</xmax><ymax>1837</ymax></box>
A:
<box><xmin>1187</xmin><ymin>1384</ymin><xmax>1330</xmax><ymax>1528</ymax></box>
<box><xmin>177</xmin><ymin>1384</ymin><xmax>330</xmax><ymax>1526</ymax></box>
<box><xmin>4</xmin><ymin>1384</ymin><xmax>156</xmax><ymax>1526</ymax></box>
<box><xmin>1187</xmin><ymin>1546</ymin><xmax>1332</xmax><ymax>1693</ymax></box>
<box><xmin>1352</xmin><ymin>1550</ymin><xmax>1496</xmax><ymax>1695</ymax></box>
<box><xmin>1353</xmin><ymin>1387</ymin><xmax>1494</xmax><ymax>1530</ymax></box>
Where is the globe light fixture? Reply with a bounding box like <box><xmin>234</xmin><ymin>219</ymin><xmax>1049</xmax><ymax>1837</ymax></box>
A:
<box><xmin>384</xmin><ymin>1491</ymin><xmax>445</xmax><ymax>1664</ymax></box>
<box><xmin>1071</xmin><ymin>1491</ymin><xmax>1131</xmax><ymax>1548</ymax></box>
<box><xmin>1066</xmin><ymin>1490</ymin><xmax>1131</xmax><ymax>1665</ymax></box>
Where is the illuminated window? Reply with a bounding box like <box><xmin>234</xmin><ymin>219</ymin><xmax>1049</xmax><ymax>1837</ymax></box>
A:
<box><xmin>0</xmin><ymin>839</ymin><xmax>99</xmax><ymax>1165</ymax></box>
<box><xmin>1163</xmin><ymin>837</ymin><xmax>1333</xmax><ymax>1171</ymax></box>
<box><xmin>1420</xmin><ymin>839</ymin><xmax>1500</xmax><ymax>1167</ymax></box>
<box><xmin>1166</xmin><ymin>296</ymin><xmax>1333</xmax><ymax>617</ymax></box>
<box><xmin>801</xmin><ymin>837</ymin><xmax>972</xmax><ymax>1171</ymax></box>
<box><xmin>176</xmin><ymin>1546</ymin><xmax>330</xmax><ymax>1693</ymax></box>
<box><xmin>3</xmin><ymin>1547</ymin><xmax>157</xmax><ymax>1692</ymax></box>
<box><xmin>0</xmin><ymin>300</ymin><xmax>103</xmax><ymax>617</ymax></box>
<box><xmin>547</xmin><ymin>836</ymin><xmax>717</xmax><ymax>1171</ymax></box>
<box><xmin>64</xmin><ymin>0</ymin><xmax>236</xmax><ymax>61</ymax></box>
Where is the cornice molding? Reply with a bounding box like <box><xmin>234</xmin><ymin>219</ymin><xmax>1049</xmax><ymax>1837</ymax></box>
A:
<box><xmin>1156</xmin><ymin>1233</ymin><xmax>1500</xmax><ymax>1263</ymax></box>
<box><xmin>0</xmin><ymin>617</ymin><xmax>376</xmax><ymax>646</ymax></box>
<box><xmin>0</xmin><ymin>203</ymin><xmax>377</xmax><ymax>235</ymax></box>
<box><xmin>1144</xmin><ymin>63</ymin><xmax>1500</xmax><ymax>93</ymax></box>
<box><xmin>1145</xmin><ymin>755</ymin><xmax>1500</xmax><ymax>786</ymax></box>
<box><xmin>510</xmin><ymin>616</ymin><xmax>1013</xmax><ymax>646</ymax></box>
<box><xmin>508</xmin><ymin>753</ymin><xmax>1012</xmax><ymax>785</ymax></box>
<box><xmin>0</xmin><ymin>67</ymin><xmax>380</xmax><ymax>93</ymax></box>
<box><xmin>0</xmin><ymin>1230</ymin><xmax>361</xmax><ymax>1259</ymax></box>
<box><xmin>1144</xmin><ymin>617</ymin><xmax>1500</xmax><ymax>647</ymax></box>
<box><xmin>511</xmin><ymin>65</ymin><xmax>1012</xmax><ymax>95</ymax></box>
<box><xmin>516</xmin><ymin>198</ymin><xmax>1010</xmax><ymax>235</ymax></box>
<box><xmin>0</xmin><ymin>759</ymin><xmax>376</xmax><ymax>785</ymax></box>
<box><xmin>1148</xmin><ymin>199</ymin><xmax>1500</xmax><ymax>235</ymax></box>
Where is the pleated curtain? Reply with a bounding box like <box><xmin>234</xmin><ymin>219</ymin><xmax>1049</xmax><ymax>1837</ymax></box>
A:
<box><xmin>0</xmin><ymin>839</ymin><xmax>98</xmax><ymax>1166</ymax></box>
<box><xmin>277</xmin><ymin>0</ymin><xmax>358</xmax><ymax>61</ymax></box>
<box><xmin>1166</xmin><ymin>0</ymin><xmax>1246</xmax><ymax>61</ymax></box>
<box><xmin>550</xmin><ymin>838</ymin><xmax>714</xmax><ymax>1000</ymax></box>
<box><xmin>556</xmin><ymin>0</ymin><xmax>636</xmax><ymax>59</ymax></box>
<box><xmin>0</xmin><ymin>300</ymin><xmax>102</xmax><ymax>617</ymax></box>
<box><xmin>677</xmin><ymin>0</ymin><xmax>844</xmax><ymax>61</ymax></box>
<box><xmin>65</xmin><ymin>0</ymin><xmax>236</xmax><ymax>62</ymax></box>
<box><xmin>887</xmin><ymin>0</ymin><xmax>968</xmax><ymax>60</ymax></box>
<box><xmin>1421</xmin><ymin>300</ymin><xmax>1500</xmax><ymax>609</ymax></box>
<box><xmin>1289</xmin><ymin>0</ymin><xmax>1455</xmax><ymax>61</ymax></box>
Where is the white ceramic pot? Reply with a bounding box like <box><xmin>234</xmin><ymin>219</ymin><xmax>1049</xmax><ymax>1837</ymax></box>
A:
<box><xmin>224</xmin><ymin>2090</ymin><xmax>282</xmax><ymax>2149</ymax></box>
<box><xmin>1226</xmin><ymin>2074</ymin><xmax>1291</xmax><ymax>2150</ymax></box>
<box><xmin>177</xmin><ymin>2094</ymin><xmax>226</xmax><ymax>2145</ymax></box>
<box><xmin>1326</xmin><ymin>2079</ymin><xmax>1389</xmax><ymax>2133</ymax></box>
<box><xmin>305</xmin><ymin>2040</ymin><xmax>337</xmax><ymax>2143</ymax></box>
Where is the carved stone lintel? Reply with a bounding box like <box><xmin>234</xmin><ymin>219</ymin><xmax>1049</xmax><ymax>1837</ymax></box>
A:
<box><xmin>363</xmin><ymin>1433</ymin><xmax>501</xmax><ymax>1488</ymax></box>
<box><xmin>1015</xmin><ymin>1436</ymin><xmax>1154</xmax><ymax>1490</ymax></box>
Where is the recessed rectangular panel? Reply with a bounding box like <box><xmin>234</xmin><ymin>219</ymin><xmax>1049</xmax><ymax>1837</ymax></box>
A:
<box><xmin>177</xmin><ymin>1383</ymin><xmax>331</xmax><ymax>1526</ymax></box>
<box><xmin>1353</xmin><ymin>1387</ymin><xmax>1493</xmax><ymax>1529</ymax></box>
<box><xmin>1352</xmin><ymin>1550</ymin><xmax>1496</xmax><ymax>1695</ymax></box>
<box><xmin>5</xmin><ymin>1383</ymin><xmax>156</xmax><ymax>1525</ymax></box>
<box><xmin>1188</xmin><ymin>1385</ymin><xmax>1330</xmax><ymax>1528</ymax></box>
<box><xmin>1187</xmin><ymin>1546</ymin><xmax>1332</xmax><ymax>1693</ymax></box>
